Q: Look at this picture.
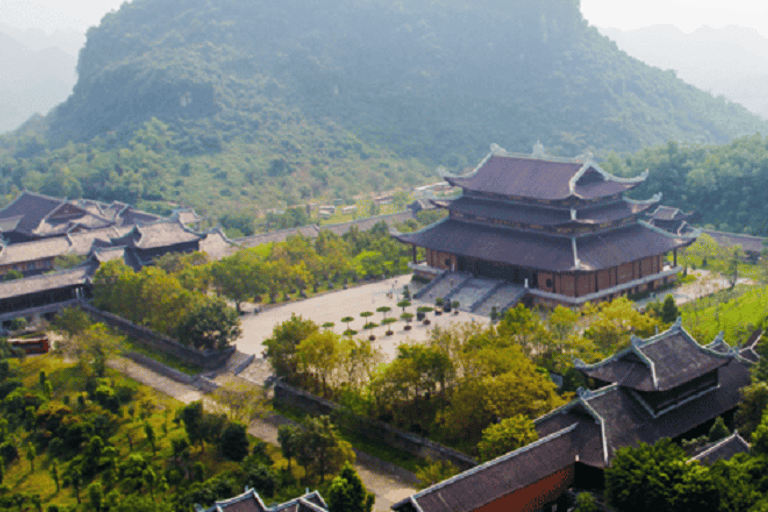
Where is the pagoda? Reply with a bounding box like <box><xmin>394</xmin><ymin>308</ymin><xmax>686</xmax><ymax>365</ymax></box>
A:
<box><xmin>394</xmin><ymin>144</ymin><xmax>700</xmax><ymax>307</ymax></box>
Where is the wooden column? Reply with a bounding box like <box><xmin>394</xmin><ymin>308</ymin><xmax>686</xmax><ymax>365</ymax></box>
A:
<box><xmin>673</xmin><ymin>249</ymin><xmax>678</xmax><ymax>267</ymax></box>
<box><xmin>412</xmin><ymin>245</ymin><xmax>417</xmax><ymax>264</ymax></box>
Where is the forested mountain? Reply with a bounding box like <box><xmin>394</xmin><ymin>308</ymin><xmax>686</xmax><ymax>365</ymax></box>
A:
<box><xmin>599</xmin><ymin>24</ymin><xmax>768</xmax><ymax>120</ymax></box>
<box><xmin>1</xmin><ymin>0</ymin><xmax>766</xmax><ymax>215</ymax></box>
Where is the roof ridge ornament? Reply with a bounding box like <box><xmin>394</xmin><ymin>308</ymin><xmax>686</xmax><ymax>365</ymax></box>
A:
<box><xmin>490</xmin><ymin>143</ymin><xmax>508</xmax><ymax>156</ymax></box>
<box><xmin>673</xmin><ymin>316</ymin><xmax>683</xmax><ymax>329</ymax></box>
<box><xmin>531</xmin><ymin>141</ymin><xmax>548</xmax><ymax>159</ymax></box>
<box><xmin>630</xmin><ymin>334</ymin><xmax>643</xmax><ymax>347</ymax></box>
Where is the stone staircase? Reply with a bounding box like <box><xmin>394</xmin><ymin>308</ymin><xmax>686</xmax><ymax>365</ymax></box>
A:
<box><xmin>474</xmin><ymin>283</ymin><xmax>528</xmax><ymax>317</ymax></box>
<box><xmin>448</xmin><ymin>278</ymin><xmax>501</xmax><ymax>311</ymax></box>
<box><xmin>416</xmin><ymin>272</ymin><xmax>471</xmax><ymax>303</ymax></box>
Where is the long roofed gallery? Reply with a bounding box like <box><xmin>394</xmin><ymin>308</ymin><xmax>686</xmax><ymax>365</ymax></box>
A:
<box><xmin>394</xmin><ymin>144</ymin><xmax>700</xmax><ymax>308</ymax></box>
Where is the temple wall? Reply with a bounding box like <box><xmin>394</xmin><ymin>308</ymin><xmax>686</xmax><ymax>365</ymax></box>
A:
<box><xmin>617</xmin><ymin>262</ymin><xmax>634</xmax><ymax>284</ymax></box>
<box><xmin>426</xmin><ymin>248</ymin><xmax>457</xmax><ymax>271</ymax></box>
<box><xmin>538</xmin><ymin>272</ymin><xmax>555</xmax><ymax>293</ymax></box>
<box><xmin>597</xmin><ymin>270</ymin><xmax>611</xmax><ymax>291</ymax></box>
<box><xmin>474</xmin><ymin>465</ymin><xmax>574</xmax><ymax>512</ymax></box>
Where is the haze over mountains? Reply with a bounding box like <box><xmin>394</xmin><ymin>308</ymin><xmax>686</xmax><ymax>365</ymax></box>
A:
<box><xmin>599</xmin><ymin>24</ymin><xmax>768</xmax><ymax>120</ymax></box>
<box><xmin>0</xmin><ymin>24</ymin><xmax>81</xmax><ymax>133</ymax></box>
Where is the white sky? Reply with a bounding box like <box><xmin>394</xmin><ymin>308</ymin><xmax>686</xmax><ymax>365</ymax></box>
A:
<box><xmin>2</xmin><ymin>0</ymin><xmax>768</xmax><ymax>38</ymax></box>
<box><xmin>581</xmin><ymin>0</ymin><xmax>768</xmax><ymax>37</ymax></box>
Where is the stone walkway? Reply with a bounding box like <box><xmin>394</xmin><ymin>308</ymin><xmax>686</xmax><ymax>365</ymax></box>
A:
<box><xmin>635</xmin><ymin>269</ymin><xmax>756</xmax><ymax>309</ymax></box>
<box><xmin>235</xmin><ymin>274</ymin><xmax>488</xmax><ymax>362</ymax></box>
<box><xmin>111</xmin><ymin>357</ymin><xmax>417</xmax><ymax>511</ymax></box>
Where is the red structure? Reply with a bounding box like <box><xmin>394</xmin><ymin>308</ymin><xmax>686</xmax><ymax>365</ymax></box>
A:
<box><xmin>9</xmin><ymin>335</ymin><xmax>50</xmax><ymax>355</ymax></box>
<box><xmin>394</xmin><ymin>144</ymin><xmax>700</xmax><ymax>307</ymax></box>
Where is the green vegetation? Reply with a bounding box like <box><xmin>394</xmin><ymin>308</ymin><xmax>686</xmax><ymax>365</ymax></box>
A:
<box><xmin>680</xmin><ymin>285</ymin><xmax>767</xmax><ymax>344</ymax></box>
<box><xmin>263</xmin><ymin>298</ymin><xmax>660</xmax><ymax>456</ymax></box>
<box><xmin>604</xmin><ymin>136</ymin><xmax>768</xmax><ymax>236</ymax></box>
<box><xmin>2</xmin><ymin>0</ymin><xmax>766</xmax><ymax>219</ymax></box>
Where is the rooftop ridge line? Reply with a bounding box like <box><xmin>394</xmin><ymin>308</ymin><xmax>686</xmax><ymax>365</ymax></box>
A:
<box><xmin>409</xmin><ymin>423</ymin><xmax>578</xmax><ymax>501</ymax></box>
<box><xmin>638</xmin><ymin>219</ymin><xmax>701</xmax><ymax>239</ymax></box>
<box><xmin>568</xmin><ymin>162</ymin><xmax>648</xmax><ymax>195</ymax></box>
<box><xmin>690</xmin><ymin>432</ymin><xmax>750</xmax><ymax>462</ymax></box>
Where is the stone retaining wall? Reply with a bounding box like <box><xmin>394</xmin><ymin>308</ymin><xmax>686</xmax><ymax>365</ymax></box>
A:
<box><xmin>274</xmin><ymin>380</ymin><xmax>477</xmax><ymax>471</ymax></box>
<box><xmin>80</xmin><ymin>302</ymin><xmax>235</xmax><ymax>370</ymax></box>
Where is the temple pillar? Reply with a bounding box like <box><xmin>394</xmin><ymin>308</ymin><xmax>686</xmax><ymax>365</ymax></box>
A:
<box><xmin>412</xmin><ymin>245</ymin><xmax>417</xmax><ymax>264</ymax></box>
<box><xmin>673</xmin><ymin>249</ymin><xmax>678</xmax><ymax>267</ymax></box>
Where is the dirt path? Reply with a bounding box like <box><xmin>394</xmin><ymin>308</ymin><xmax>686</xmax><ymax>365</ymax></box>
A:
<box><xmin>111</xmin><ymin>357</ymin><xmax>417</xmax><ymax>511</ymax></box>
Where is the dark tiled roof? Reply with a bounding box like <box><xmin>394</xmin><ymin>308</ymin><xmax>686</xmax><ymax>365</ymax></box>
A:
<box><xmin>444</xmin><ymin>156</ymin><xmax>640</xmax><ymax>201</ymax></box>
<box><xmin>689</xmin><ymin>433</ymin><xmax>750</xmax><ymax>465</ymax></box>
<box><xmin>206</xmin><ymin>490</ymin><xmax>327</xmax><ymax>512</ymax></box>
<box><xmin>575</xmin><ymin>222</ymin><xmax>694</xmax><ymax>272</ymax></box>
<box><xmin>396</xmin><ymin>424</ymin><xmax>584</xmax><ymax>512</ymax></box>
<box><xmin>205</xmin><ymin>490</ymin><xmax>268</xmax><ymax>512</ymax></box>
<box><xmin>395</xmin><ymin>219</ymin><xmax>692</xmax><ymax>273</ymax></box>
<box><xmin>199</xmin><ymin>230</ymin><xmax>236</xmax><ymax>260</ymax></box>
<box><xmin>0</xmin><ymin>237</ymin><xmax>70</xmax><ymax>266</ymax></box>
<box><xmin>578</xmin><ymin>200</ymin><xmax>656</xmax><ymax>224</ymax></box>
<box><xmin>648</xmin><ymin>205</ymin><xmax>691</xmax><ymax>221</ymax></box>
<box><xmin>704</xmin><ymin>229</ymin><xmax>768</xmax><ymax>255</ymax></box>
<box><xmin>0</xmin><ymin>265</ymin><xmax>94</xmax><ymax>300</ymax></box>
<box><xmin>0</xmin><ymin>215</ymin><xmax>22</xmax><ymax>232</ymax></box>
<box><xmin>537</xmin><ymin>358</ymin><xmax>751</xmax><ymax>465</ymax></box>
<box><xmin>118</xmin><ymin>207</ymin><xmax>162</xmax><ymax>226</ymax></box>
<box><xmin>0</xmin><ymin>191</ymin><xmax>67</xmax><ymax>234</ymax></box>
<box><xmin>576</xmin><ymin>320</ymin><xmax>734</xmax><ymax>392</ymax></box>
<box><xmin>112</xmin><ymin>221</ymin><xmax>201</xmax><ymax>250</ymax></box>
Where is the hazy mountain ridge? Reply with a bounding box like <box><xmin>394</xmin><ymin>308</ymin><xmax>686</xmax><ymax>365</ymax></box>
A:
<box><xmin>598</xmin><ymin>24</ymin><xmax>768</xmax><ymax>120</ymax></box>
<box><xmin>0</xmin><ymin>25</ymin><xmax>79</xmax><ymax>134</ymax></box>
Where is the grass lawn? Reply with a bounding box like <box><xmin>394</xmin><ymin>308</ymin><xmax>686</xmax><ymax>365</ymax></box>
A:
<box><xmin>681</xmin><ymin>284</ymin><xmax>768</xmax><ymax>344</ymax></box>
<box><xmin>122</xmin><ymin>337</ymin><xmax>204</xmax><ymax>376</ymax></box>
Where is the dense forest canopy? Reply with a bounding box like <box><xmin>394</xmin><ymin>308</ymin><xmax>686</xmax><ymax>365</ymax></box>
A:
<box><xmin>0</xmin><ymin>0</ymin><xmax>766</xmax><ymax>217</ymax></box>
<box><xmin>603</xmin><ymin>135</ymin><xmax>768</xmax><ymax>236</ymax></box>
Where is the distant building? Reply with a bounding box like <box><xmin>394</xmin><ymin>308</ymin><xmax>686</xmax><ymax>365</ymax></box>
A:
<box><xmin>394</xmin><ymin>144</ymin><xmax>700</xmax><ymax>307</ymax></box>
<box><xmin>704</xmin><ymin>229</ymin><xmax>768</xmax><ymax>262</ymax></box>
<box><xmin>646</xmin><ymin>205</ymin><xmax>694</xmax><ymax>235</ymax></box>
<box><xmin>0</xmin><ymin>191</ymin><xmax>162</xmax><ymax>243</ymax></box>
<box><xmin>392</xmin><ymin>319</ymin><xmax>753</xmax><ymax>512</ymax></box>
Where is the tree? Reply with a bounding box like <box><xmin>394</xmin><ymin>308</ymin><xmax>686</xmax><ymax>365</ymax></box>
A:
<box><xmin>50</xmin><ymin>460</ymin><xmax>59</xmax><ymax>492</ymax></box>
<box><xmin>179</xmin><ymin>401</ymin><xmax>205</xmax><ymax>450</ymax></box>
<box><xmin>144</xmin><ymin>423</ymin><xmax>157</xmax><ymax>456</ymax></box>
<box><xmin>661</xmin><ymin>294</ymin><xmax>679</xmax><ymax>324</ymax></box>
<box><xmin>497</xmin><ymin>304</ymin><xmax>549</xmax><ymax>359</ymax></box>
<box><xmin>708</xmin><ymin>416</ymin><xmax>730</xmax><ymax>443</ymax></box>
<box><xmin>573</xmin><ymin>492</ymin><xmax>599</xmax><ymax>512</ymax></box>
<box><xmin>26</xmin><ymin>443</ymin><xmax>36</xmax><ymax>472</ymax></box>
<box><xmin>327</xmin><ymin>462</ymin><xmax>375</xmax><ymax>512</ymax></box>
<box><xmin>414</xmin><ymin>459</ymin><xmax>459</xmax><ymax>490</ymax></box>
<box><xmin>213</xmin><ymin>381</ymin><xmax>270</xmax><ymax>425</ymax></box>
<box><xmin>219</xmin><ymin>422</ymin><xmax>249</xmax><ymax>461</ymax></box>
<box><xmin>264</xmin><ymin>314</ymin><xmax>319</xmax><ymax>377</ymax></box>
<box><xmin>210</xmin><ymin>253</ymin><xmax>258</xmax><ymax>313</ymax></box>
<box><xmin>88</xmin><ymin>482</ymin><xmax>103</xmax><ymax>512</ymax></box>
<box><xmin>477</xmin><ymin>415</ymin><xmax>538</xmax><ymax>462</ymax></box>
<box><xmin>605</xmin><ymin>439</ymin><xmax>718</xmax><ymax>512</ymax></box>
<box><xmin>278</xmin><ymin>425</ymin><xmax>300</xmax><ymax>473</ymax></box>
<box><xmin>294</xmin><ymin>416</ymin><xmax>354</xmax><ymax>483</ymax></box>
<box><xmin>176</xmin><ymin>297</ymin><xmax>241</xmax><ymax>350</ymax></box>
<box><xmin>296</xmin><ymin>330</ymin><xmax>345</xmax><ymax>396</ymax></box>
<box><xmin>397</xmin><ymin>300</ymin><xmax>411</xmax><ymax>312</ymax></box>
<box><xmin>736</xmin><ymin>382</ymin><xmax>768</xmax><ymax>437</ymax></box>
<box><xmin>582</xmin><ymin>297</ymin><xmax>659</xmax><ymax>355</ymax></box>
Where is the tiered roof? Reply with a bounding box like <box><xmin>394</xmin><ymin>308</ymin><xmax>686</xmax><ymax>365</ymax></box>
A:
<box><xmin>443</xmin><ymin>149</ymin><xmax>647</xmax><ymax>202</ymax></box>
<box><xmin>396</xmin><ymin>220</ymin><xmax>693</xmax><ymax>273</ymax></box>
<box><xmin>575</xmin><ymin>318</ymin><xmax>734</xmax><ymax>391</ymax></box>
<box><xmin>394</xmin><ymin>144</ymin><xmax>699</xmax><ymax>274</ymax></box>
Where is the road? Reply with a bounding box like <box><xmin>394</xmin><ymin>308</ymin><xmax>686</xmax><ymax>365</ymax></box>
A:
<box><xmin>110</xmin><ymin>357</ymin><xmax>417</xmax><ymax>511</ymax></box>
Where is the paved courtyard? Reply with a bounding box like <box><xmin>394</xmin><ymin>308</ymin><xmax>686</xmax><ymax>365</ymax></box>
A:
<box><xmin>235</xmin><ymin>274</ymin><xmax>490</xmax><ymax>361</ymax></box>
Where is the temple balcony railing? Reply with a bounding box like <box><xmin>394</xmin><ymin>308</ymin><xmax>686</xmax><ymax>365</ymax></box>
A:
<box><xmin>528</xmin><ymin>266</ymin><xmax>683</xmax><ymax>306</ymax></box>
<box><xmin>408</xmin><ymin>261</ymin><xmax>445</xmax><ymax>278</ymax></box>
